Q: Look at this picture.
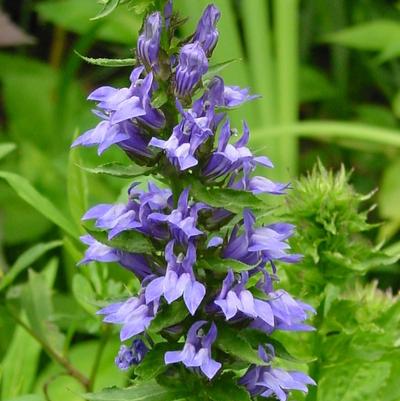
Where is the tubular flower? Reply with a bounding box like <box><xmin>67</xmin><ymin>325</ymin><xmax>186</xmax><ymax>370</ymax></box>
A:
<box><xmin>137</xmin><ymin>12</ymin><xmax>162</xmax><ymax>71</ymax></box>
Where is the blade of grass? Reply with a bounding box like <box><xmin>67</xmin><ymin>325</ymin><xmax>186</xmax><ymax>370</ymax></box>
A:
<box><xmin>256</xmin><ymin>121</ymin><xmax>400</xmax><ymax>147</ymax></box>
<box><xmin>273</xmin><ymin>0</ymin><xmax>299</xmax><ymax>179</ymax></box>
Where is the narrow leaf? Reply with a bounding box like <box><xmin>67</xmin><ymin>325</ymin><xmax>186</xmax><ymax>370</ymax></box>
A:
<box><xmin>0</xmin><ymin>240</ymin><xmax>62</xmax><ymax>291</ymax></box>
<box><xmin>91</xmin><ymin>0</ymin><xmax>121</xmax><ymax>20</ymax></box>
<box><xmin>203</xmin><ymin>58</ymin><xmax>240</xmax><ymax>82</ymax></box>
<box><xmin>0</xmin><ymin>142</ymin><xmax>16</xmax><ymax>160</ymax></box>
<box><xmin>75</xmin><ymin>51</ymin><xmax>136</xmax><ymax>67</ymax></box>
<box><xmin>85</xmin><ymin>227</ymin><xmax>154</xmax><ymax>254</ymax></box>
<box><xmin>198</xmin><ymin>256</ymin><xmax>253</xmax><ymax>273</ymax></box>
<box><xmin>0</xmin><ymin>171</ymin><xmax>79</xmax><ymax>237</ymax></box>
<box><xmin>80</xmin><ymin>162</ymin><xmax>154</xmax><ymax>179</ymax></box>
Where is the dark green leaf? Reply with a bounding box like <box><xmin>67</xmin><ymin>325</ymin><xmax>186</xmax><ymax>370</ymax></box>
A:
<box><xmin>216</xmin><ymin>324</ymin><xmax>261</xmax><ymax>364</ymax></box>
<box><xmin>0</xmin><ymin>241</ymin><xmax>62</xmax><ymax>292</ymax></box>
<box><xmin>206</xmin><ymin>373</ymin><xmax>251</xmax><ymax>401</ymax></box>
<box><xmin>0</xmin><ymin>171</ymin><xmax>79</xmax><ymax>238</ymax></box>
<box><xmin>80</xmin><ymin>162</ymin><xmax>154</xmax><ymax>179</ymax></box>
<box><xmin>198</xmin><ymin>256</ymin><xmax>253</xmax><ymax>273</ymax></box>
<box><xmin>0</xmin><ymin>142</ymin><xmax>16</xmax><ymax>161</ymax></box>
<box><xmin>135</xmin><ymin>343</ymin><xmax>171</xmax><ymax>380</ymax></box>
<box><xmin>85</xmin><ymin>227</ymin><xmax>154</xmax><ymax>254</ymax></box>
<box><xmin>149</xmin><ymin>300</ymin><xmax>189</xmax><ymax>333</ymax></box>
<box><xmin>83</xmin><ymin>381</ymin><xmax>187</xmax><ymax>401</ymax></box>
<box><xmin>75</xmin><ymin>51</ymin><xmax>136</xmax><ymax>67</ymax></box>
<box><xmin>189</xmin><ymin>179</ymin><xmax>266</xmax><ymax>214</ymax></box>
<box><xmin>91</xmin><ymin>0</ymin><xmax>121</xmax><ymax>20</ymax></box>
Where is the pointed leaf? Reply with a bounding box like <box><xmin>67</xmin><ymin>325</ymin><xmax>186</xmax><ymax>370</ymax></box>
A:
<box><xmin>91</xmin><ymin>0</ymin><xmax>121</xmax><ymax>20</ymax></box>
<box><xmin>0</xmin><ymin>142</ymin><xmax>16</xmax><ymax>160</ymax></box>
<box><xmin>80</xmin><ymin>162</ymin><xmax>154</xmax><ymax>179</ymax></box>
<box><xmin>75</xmin><ymin>51</ymin><xmax>136</xmax><ymax>67</ymax></box>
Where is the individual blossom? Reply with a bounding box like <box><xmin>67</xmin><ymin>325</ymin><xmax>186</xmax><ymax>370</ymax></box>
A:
<box><xmin>97</xmin><ymin>293</ymin><xmax>159</xmax><ymax>341</ymax></box>
<box><xmin>214</xmin><ymin>270</ymin><xmax>274</xmax><ymax>326</ymax></box>
<box><xmin>150</xmin><ymin>100</ymin><xmax>214</xmax><ymax>170</ymax></box>
<box><xmin>251</xmin><ymin>289</ymin><xmax>316</xmax><ymax>333</ymax></box>
<box><xmin>137</xmin><ymin>12</ymin><xmax>162</xmax><ymax>71</ymax></box>
<box><xmin>175</xmin><ymin>42</ymin><xmax>208</xmax><ymax>98</ymax></box>
<box><xmin>239</xmin><ymin>346</ymin><xmax>315</xmax><ymax>400</ymax></box>
<box><xmin>223</xmin><ymin>209</ymin><xmax>302</xmax><ymax>267</ymax></box>
<box><xmin>145</xmin><ymin>240</ymin><xmax>206</xmax><ymax>315</ymax></box>
<box><xmin>165</xmin><ymin>321</ymin><xmax>221</xmax><ymax>379</ymax></box>
<box><xmin>115</xmin><ymin>339</ymin><xmax>148</xmax><ymax>370</ymax></box>
<box><xmin>148</xmin><ymin>188</ymin><xmax>205</xmax><ymax>244</ymax></box>
<box><xmin>192</xmin><ymin>4</ymin><xmax>221</xmax><ymax>56</ymax></box>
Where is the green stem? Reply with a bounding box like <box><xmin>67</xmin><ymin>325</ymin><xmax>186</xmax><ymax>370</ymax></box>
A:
<box><xmin>7</xmin><ymin>306</ymin><xmax>90</xmax><ymax>390</ymax></box>
<box><xmin>88</xmin><ymin>326</ymin><xmax>111</xmax><ymax>391</ymax></box>
<box><xmin>273</xmin><ymin>0</ymin><xmax>299</xmax><ymax>179</ymax></box>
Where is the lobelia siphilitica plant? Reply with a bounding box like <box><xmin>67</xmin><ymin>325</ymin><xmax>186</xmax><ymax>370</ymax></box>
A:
<box><xmin>72</xmin><ymin>2</ymin><xmax>316</xmax><ymax>400</ymax></box>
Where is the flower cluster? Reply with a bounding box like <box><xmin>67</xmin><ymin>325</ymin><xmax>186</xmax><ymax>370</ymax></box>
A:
<box><xmin>74</xmin><ymin>2</ymin><xmax>315</xmax><ymax>399</ymax></box>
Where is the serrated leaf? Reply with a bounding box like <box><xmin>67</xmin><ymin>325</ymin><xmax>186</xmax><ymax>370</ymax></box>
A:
<box><xmin>0</xmin><ymin>171</ymin><xmax>79</xmax><ymax>238</ymax></box>
<box><xmin>149</xmin><ymin>300</ymin><xmax>188</xmax><ymax>333</ymax></box>
<box><xmin>203</xmin><ymin>59</ymin><xmax>240</xmax><ymax>82</ymax></box>
<box><xmin>0</xmin><ymin>142</ymin><xmax>16</xmax><ymax>160</ymax></box>
<box><xmin>0</xmin><ymin>240</ymin><xmax>62</xmax><ymax>292</ymax></box>
<box><xmin>83</xmin><ymin>381</ymin><xmax>187</xmax><ymax>401</ymax></box>
<box><xmin>85</xmin><ymin>226</ymin><xmax>154</xmax><ymax>254</ymax></box>
<box><xmin>317</xmin><ymin>361</ymin><xmax>391</xmax><ymax>401</ymax></box>
<box><xmin>80</xmin><ymin>162</ymin><xmax>154</xmax><ymax>179</ymax></box>
<box><xmin>91</xmin><ymin>0</ymin><xmax>121</xmax><ymax>20</ymax></box>
<box><xmin>216</xmin><ymin>324</ymin><xmax>261</xmax><ymax>364</ymax></box>
<box><xmin>135</xmin><ymin>343</ymin><xmax>171</xmax><ymax>380</ymax></box>
<box><xmin>75</xmin><ymin>51</ymin><xmax>136</xmax><ymax>67</ymax></box>
<box><xmin>189</xmin><ymin>179</ymin><xmax>265</xmax><ymax>214</ymax></box>
<box><xmin>198</xmin><ymin>256</ymin><xmax>253</xmax><ymax>273</ymax></box>
<box><xmin>206</xmin><ymin>373</ymin><xmax>251</xmax><ymax>401</ymax></box>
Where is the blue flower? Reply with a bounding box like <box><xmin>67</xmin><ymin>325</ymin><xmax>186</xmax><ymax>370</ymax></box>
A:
<box><xmin>239</xmin><ymin>346</ymin><xmax>316</xmax><ymax>400</ymax></box>
<box><xmin>165</xmin><ymin>321</ymin><xmax>221</xmax><ymax>379</ymax></box>
<box><xmin>145</xmin><ymin>240</ymin><xmax>206</xmax><ymax>315</ymax></box>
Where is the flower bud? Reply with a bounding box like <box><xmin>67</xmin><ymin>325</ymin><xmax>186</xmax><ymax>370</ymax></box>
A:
<box><xmin>175</xmin><ymin>42</ymin><xmax>208</xmax><ymax>98</ymax></box>
<box><xmin>137</xmin><ymin>12</ymin><xmax>162</xmax><ymax>71</ymax></box>
<box><xmin>193</xmin><ymin>4</ymin><xmax>221</xmax><ymax>56</ymax></box>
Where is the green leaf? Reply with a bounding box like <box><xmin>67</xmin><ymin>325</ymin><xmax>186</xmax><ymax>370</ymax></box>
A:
<box><xmin>75</xmin><ymin>51</ymin><xmax>136</xmax><ymax>67</ymax></box>
<box><xmin>198</xmin><ymin>256</ymin><xmax>254</xmax><ymax>273</ymax></box>
<box><xmin>151</xmin><ymin>90</ymin><xmax>168</xmax><ymax>109</ymax></box>
<box><xmin>85</xmin><ymin>227</ymin><xmax>154</xmax><ymax>254</ymax></box>
<box><xmin>206</xmin><ymin>373</ymin><xmax>251</xmax><ymax>401</ymax></box>
<box><xmin>22</xmin><ymin>269</ymin><xmax>65</xmax><ymax>353</ymax></box>
<box><xmin>5</xmin><ymin>395</ymin><xmax>45</xmax><ymax>401</ymax></box>
<box><xmin>149</xmin><ymin>300</ymin><xmax>188</xmax><ymax>333</ymax></box>
<box><xmin>188</xmin><ymin>179</ymin><xmax>266</xmax><ymax>214</ymax></box>
<box><xmin>80</xmin><ymin>162</ymin><xmax>154</xmax><ymax>179</ymax></box>
<box><xmin>1</xmin><ymin>315</ymin><xmax>42</xmax><ymax>400</ymax></box>
<box><xmin>299</xmin><ymin>65</ymin><xmax>335</xmax><ymax>103</ymax></box>
<box><xmin>0</xmin><ymin>142</ymin><xmax>16</xmax><ymax>161</ymax></box>
<box><xmin>203</xmin><ymin>58</ymin><xmax>240</xmax><ymax>82</ymax></box>
<box><xmin>36</xmin><ymin>0</ymin><xmax>142</xmax><ymax>45</ymax></box>
<box><xmin>216</xmin><ymin>324</ymin><xmax>261</xmax><ymax>364</ymax></box>
<box><xmin>317</xmin><ymin>361</ymin><xmax>391</xmax><ymax>401</ymax></box>
<box><xmin>135</xmin><ymin>343</ymin><xmax>171</xmax><ymax>380</ymax></box>
<box><xmin>72</xmin><ymin>274</ymin><xmax>98</xmax><ymax>315</ymax></box>
<box><xmin>379</xmin><ymin>159</ymin><xmax>400</xmax><ymax>221</ymax></box>
<box><xmin>68</xmin><ymin>139</ymin><xmax>88</xmax><ymax>229</ymax></box>
<box><xmin>323</xmin><ymin>20</ymin><xmax>400</xmax><ymax>51</ymax></box>
<box><xmin>0</xmin><ymin>240</ymin><xmax>62</xmax><ymax>292</ymax></box>
<box><xmin>83</xmin><ymin>381</ymin><xmax>187</xmax><ymax>401</ymax></box>
<box><xmin>91</xmin><ymin>0</ymin><xmax>121</xmax><ymax>20</ymax></box>
<box><xmin>0</xmin><ymin>171</ymin><xmax>79</xmax><ymax>238</ymax></box>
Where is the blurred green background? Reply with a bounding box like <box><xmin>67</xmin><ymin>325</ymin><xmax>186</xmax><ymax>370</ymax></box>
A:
<box><xmin>0</xmin><ymin>0</ymin><xmax>399</xmax><ymax>400</ymax></box>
